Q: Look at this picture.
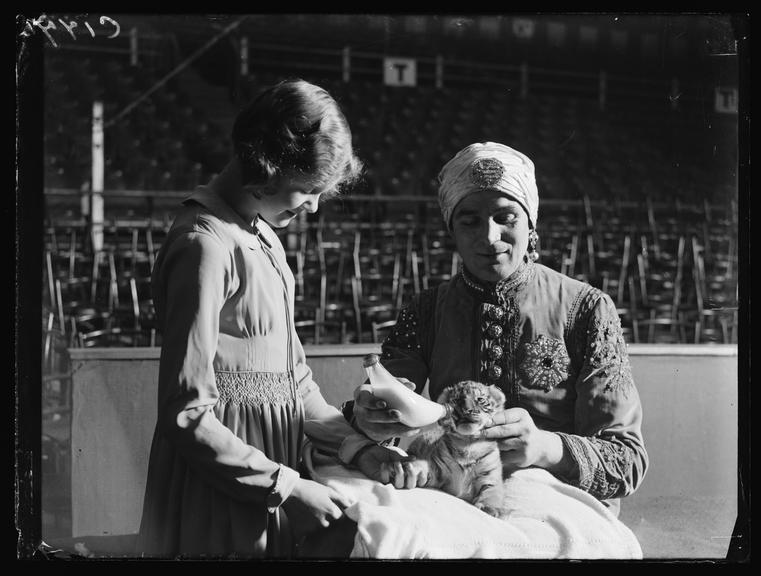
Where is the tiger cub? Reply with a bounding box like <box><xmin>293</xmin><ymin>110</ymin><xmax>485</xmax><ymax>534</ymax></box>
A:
<box><xmin>406</xmin><ymin>380</ymin><xmax>508</xmax><ymax>519</ymax></box>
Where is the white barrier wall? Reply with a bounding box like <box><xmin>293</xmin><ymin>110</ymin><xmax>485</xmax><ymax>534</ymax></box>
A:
<box><xmin>67</xmin><ymin>344</ymin><xmax>739</xmax><ymax>548</ymax></box>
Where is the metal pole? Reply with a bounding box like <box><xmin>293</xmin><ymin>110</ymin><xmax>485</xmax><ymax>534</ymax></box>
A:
<box><xmin>599</xmin><ymin>70</ymin><xmax>607</xmax><ymax>111</ymax></box>
<box><xmin>129</xmin><ymin>27</ymin><xmax>138</xmax><ymax>66</ymax></box>
<box><xmin>240</xmin><ymin>36</ymin><xmax>249</xmax><ymax>76</ymax></box>
<box><xmin>520</xmin><ymin>62</ymin><xmax>528</xmax><ymax>99</ymax></box>
<box><xmin>91</xmin><ymin>101</ymin><xmax>104</xmax><ymax>252</ymax></box>
<box><xmin>435</xmin><ymin>55</ymin><xmax>443</xmax><ymax>89</ymax></box>
<box><xmin>342</xmin><ymin>46</ymin><xmax>351</xmax><ymax>83</ymax></box>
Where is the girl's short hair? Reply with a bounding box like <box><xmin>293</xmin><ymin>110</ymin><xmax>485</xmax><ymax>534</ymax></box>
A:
<box><xmin>232</xmin><ymin>78</ymin><xmax>363</xmax><ymax>197</ymax></box>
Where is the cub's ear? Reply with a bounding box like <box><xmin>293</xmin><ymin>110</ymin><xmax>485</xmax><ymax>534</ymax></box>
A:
<box><xmin>436</xmin><ymin>387</ymin><xmax>452</xmax><ymax>404</ymax></box>
<box><xmin>486</xmin><ymin>385</ymin><xmax>506</xmax><ymax>408</ymax></box>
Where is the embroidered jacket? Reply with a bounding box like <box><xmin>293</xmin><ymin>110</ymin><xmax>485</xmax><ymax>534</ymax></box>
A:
<box><xmin>380</xmin><ymin>260</ymin><xmax>648</xmax><ymax>514</ymax></box>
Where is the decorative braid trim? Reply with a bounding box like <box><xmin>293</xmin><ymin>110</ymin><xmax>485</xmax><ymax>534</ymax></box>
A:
<box><xmin>556</xmin><ymin>432</ymin><xmax>596</xmax><ymax>492</ymax></box>
<box><xmin>460</xmin><ymin>261</ymin><xmax>535</xmax><ymax>303</ymax></box>
<box><xmin>556</xmin><ymin>433</ymin><xmax>629</xmax><ymax>500</ymax></box>
<box><xmin>215</xmin><ymin>370</ymin><xmax>294</xmax><ymax>406</ymax></box>
<box><xmin>588</xmin><ymin>437</ymin><xmax>634</xmax><ymax>495</ymax></box>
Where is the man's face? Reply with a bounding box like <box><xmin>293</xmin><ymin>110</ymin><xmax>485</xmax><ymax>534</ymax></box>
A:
<box><xmin>450</xmin><ymin>189</ymin><xmax>530</xmax><ymax>283</ymax></box>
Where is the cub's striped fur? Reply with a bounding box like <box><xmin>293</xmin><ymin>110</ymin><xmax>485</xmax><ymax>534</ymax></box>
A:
<box><xmin>407</xmin><ymin>380</ymin><xmax>509</xmax><ymax>519</ymax></box>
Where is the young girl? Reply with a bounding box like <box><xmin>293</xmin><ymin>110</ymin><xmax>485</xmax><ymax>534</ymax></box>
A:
<box><xmin>136</xmin><ymin>79</ymin><xmax>396</xmax><ymax>559</ymax></box>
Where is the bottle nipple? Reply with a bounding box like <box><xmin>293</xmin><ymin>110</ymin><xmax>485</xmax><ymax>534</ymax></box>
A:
<box><xmin>363</xmin><ymin>353</ymin><xmax>380</xmax><ymax>368</ymax></box>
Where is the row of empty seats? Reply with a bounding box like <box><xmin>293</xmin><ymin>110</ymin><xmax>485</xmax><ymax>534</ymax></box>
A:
<box><xmin>44</xmin><ymin>50</ymin><xmax>734</xmax><ymax>207</ymax></box>
<box><xmin>42</xmin><ymin>196</ymin><xmax>737</xmax><ymax>351</ymax></box>
<box><xmin>41</xmin><ymin>49</ymin><xmax>739</xmax><ymax>426</ymax></box>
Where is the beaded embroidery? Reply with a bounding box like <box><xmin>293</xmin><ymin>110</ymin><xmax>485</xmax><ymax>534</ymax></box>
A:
<box><xmin>590</xmin><ymin>438</ymin><xmax>634</xmax><ymax>476</ymax></box>
<box><xmin>460</xmin><ymin>261</ymin><xmax>535</xmax><ymax>305</ymax></box>
<box><xmin>471</xmin><ymin>157</ymin><xmax>505</xmax><ymax>188</ymax></box>
<box><xmin>564</xmin><ymin>284</ymin><xmax>597</xmax><ymax>362</ymax></box>
<box><xmin>518</xmin><ymin>335</ymin><xmax>571</xmax><ymax>392</ymax></box>
<box><xmin>557</xmin><ymin>433</ymin><xmax>631</xmax><ymax>500</ymax></box>
<box><xmin>585</xmin><ymin>313</ymin><xmax>635</xmax><ymax>397</ymax></box>
<box><xmin>486</xmin><ymin>323</ymin><xmax>503</xmax><ymax>339</ymax></box>
<box><xmin>486</xmin><ymin>364</ymin><xmax>503</xmax><ymax>380</ymax></box>
<box><xmin>461</xmin><ymin>264</ymin><xmax>535</xmax><ymax>405</ymax></box>
<box><xmin>588</xmin><ymin>437</ymin><xmax>634</xmax><ymax>499</ymax></box>
<box><xmin>480</xmin><ymin>303</ymin><xmax>509</xmax><ymax>387</ymax></box>
<box><xmin>215</xmin><ymin>371</ymin><xmax>293</xmax><ymax>406</ymax></box>
<box><xmin>381</xmin><ymin>306</ymin><xmax>422</xmax><ymax>359</ymax></box>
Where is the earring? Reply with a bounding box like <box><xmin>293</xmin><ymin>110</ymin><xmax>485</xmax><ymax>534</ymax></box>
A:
<box><xmin>526</xmin><ymin>229</ymin><xmax>539</xmax><ymax>262</ymax></box>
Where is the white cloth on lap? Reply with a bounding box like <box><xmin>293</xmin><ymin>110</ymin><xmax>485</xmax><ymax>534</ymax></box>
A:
<box><xmin>304</xmin><ymin>443</ymin><xmax>642</xmax><ymax>559</ymax></box>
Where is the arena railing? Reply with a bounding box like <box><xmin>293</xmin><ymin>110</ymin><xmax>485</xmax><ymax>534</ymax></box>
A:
<box><xmin>43</xmin><ymin>187</ymin><xmax>732</xmax><ymax>220</ymax></box>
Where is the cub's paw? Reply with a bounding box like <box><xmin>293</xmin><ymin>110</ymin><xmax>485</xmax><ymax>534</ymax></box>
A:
<box><xmin>474</xmin><ymin>498</ymin><xmax>510</xmax><ymax>519</ymax></box>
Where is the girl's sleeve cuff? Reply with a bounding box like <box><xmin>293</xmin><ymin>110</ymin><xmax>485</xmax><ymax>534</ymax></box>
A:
<box><xmin>266</xmin><ymin>464</ymin><xmax>301</xmax><ymax>513</ymax></box>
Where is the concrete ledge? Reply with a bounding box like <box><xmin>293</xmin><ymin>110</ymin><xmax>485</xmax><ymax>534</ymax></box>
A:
<box><xmin>68</xmin><ymin>343</ymin><xmax>739</xmax><ymax>361</ymax></box>
<box><xmin>61</xmin><ymin>343</ymin><xmax>739</xmax><ymax>558</ymax></box>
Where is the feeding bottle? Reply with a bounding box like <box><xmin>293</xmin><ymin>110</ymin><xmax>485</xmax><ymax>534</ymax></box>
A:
<box><xmin>362</xmin><ymin>354</ymin><xmax>447</xmax><ymax>428</ymax></box>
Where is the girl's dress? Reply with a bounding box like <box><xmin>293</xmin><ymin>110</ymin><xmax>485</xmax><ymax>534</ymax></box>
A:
<box><xmin>137</xmin><ymin>186</ymin><xmax>371</xmax><ymax>558</ymax></box>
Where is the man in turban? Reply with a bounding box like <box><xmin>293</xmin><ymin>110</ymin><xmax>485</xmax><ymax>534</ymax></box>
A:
<box><xmin>347</xmin><ymin>142</ymin><xmax>648</xmax><ymax>521</ymax></box>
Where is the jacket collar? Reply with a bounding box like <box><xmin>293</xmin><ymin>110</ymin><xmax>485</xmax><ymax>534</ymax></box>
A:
<box><xmin>460</xmin><ymin>260</ymin><xmax>535</xmax><ymax>304</ymax></box>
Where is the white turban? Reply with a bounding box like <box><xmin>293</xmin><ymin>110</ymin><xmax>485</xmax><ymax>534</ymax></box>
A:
<box><xmin>438</xmin><ymin>142</ymin><xmax>539</xmax><ymax>229</ymax></box>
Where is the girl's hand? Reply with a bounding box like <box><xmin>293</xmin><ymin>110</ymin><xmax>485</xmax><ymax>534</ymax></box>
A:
<box><xmin>283</xmin><ymin>478</ymin><xmax>352</xmax><ymax>541</ymax></box>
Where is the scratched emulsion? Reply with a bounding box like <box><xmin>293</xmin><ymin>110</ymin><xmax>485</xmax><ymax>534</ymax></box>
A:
<box><xmin>19</xmin><ymin>14</ymin><xmax>121</xmax><ymax>49</ymax></box>
<box><xmin>16</xmin><ymin>21</ymin><xmax>43</xmax><ymax>559</ymax></box>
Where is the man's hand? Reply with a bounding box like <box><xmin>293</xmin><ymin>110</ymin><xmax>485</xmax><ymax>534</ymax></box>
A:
<box><xmin>353</xmin><ymin>378</ymin><xmax>421</xmax><ymax>442</ymax></box>
<box><xmin>480</xmin><ymin>407</ymin><xmax>565</xmax><ymax>472</ymax></box>
<box><xmin>379</xmin><ymin>456</ymin><xmax>430</xmax><ymax>489</ymax></box>
<box><xmin>354</xmin><ymin>444</ymin><xmax>402</xmax><ymax>482</ymax></box>
<box><xmin>355</xmin><ymin>444</ymin><xmax>430</xmax><ymax>489</ymax></box>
